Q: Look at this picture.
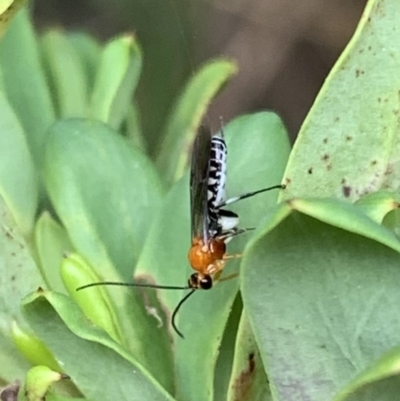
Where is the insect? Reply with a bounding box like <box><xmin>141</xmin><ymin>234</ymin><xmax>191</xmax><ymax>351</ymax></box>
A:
<box><xmin>77</xmin><ymin>125</ymin><xmax>284</xmax><ymax>338</ymax></box>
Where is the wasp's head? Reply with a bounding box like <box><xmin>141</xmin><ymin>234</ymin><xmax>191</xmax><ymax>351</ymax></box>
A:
<box><xmin>188</xmin><ymin>273</ymin><xmax>213</xmax><ymax>290</ymax></box>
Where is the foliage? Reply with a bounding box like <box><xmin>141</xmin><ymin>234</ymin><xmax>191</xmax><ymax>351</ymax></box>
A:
<box><xmin>0</xmin><ymin>0</ymin><xmax>400</xmax><ymax>400</ymax></box>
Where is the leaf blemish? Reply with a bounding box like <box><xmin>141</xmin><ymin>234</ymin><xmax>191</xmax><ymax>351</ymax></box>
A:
<box><xmin>385</xmin><ymin>165</ymin><xmax>393</xmax><ymax>176</ymax></box>
<box><xmin>248</xmin><ymin>352</ymin><xmax>255</xmax><ymax>373</ymax></box>
<box><xmin>321</xmin><ymin>154</ymin><xmax>329</xmax><ymax>162</ymax></box>
<box><xmin>231</xmin><ymin>352</ymin><xmax>256</xmax><ymax>399</ymax></box>
<box><xmin>323</xmin><ymin>138</ymin><xmax>328</xmax><ymax>144</ymax></box>
<box><xmin>342</xmin><ymin>186</ymin><xmax>352</xmax><ymax>197</ymax></box>
<box><xmin>308</xmin><ymin>168</ymin><xmax>313</xmax><ymax>174</ymax></box>
<box><xmin>346</xmin><ymin>136</ymin><xmax>352</xmax><ymax>141</ymax></box>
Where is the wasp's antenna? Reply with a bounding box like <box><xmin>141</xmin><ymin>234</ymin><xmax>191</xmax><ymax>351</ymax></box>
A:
<box><xmin>216</xmin><ymin>184</ymin><xmax>286</xmax><ymax>209</ymax></box>
<box><xmin>76</xmin><ymin>281</ymin><xmax>191</xmax><ymax>291</ymax></box>
<box><xmin>219</xmin><ymin>116</ymin><xmax>225</xmax><ymax>134</ymax></box>
<box><xmin>171</xmin><ymin>289</ymin><xmax>196</xmax><ymax>338</ymax></box>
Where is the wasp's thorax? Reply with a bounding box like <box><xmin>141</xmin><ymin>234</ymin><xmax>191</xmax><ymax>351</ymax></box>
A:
<box><xmin>188</xmin><ymin>237</ymin><xmax>226</xmax><ymax>271</ymax></box>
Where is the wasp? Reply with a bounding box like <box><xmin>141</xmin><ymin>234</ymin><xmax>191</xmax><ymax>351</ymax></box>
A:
<box><xmin>77</xmin><ymin>125</ymin><xmax>284</xmax><ymax>338</ymax></box>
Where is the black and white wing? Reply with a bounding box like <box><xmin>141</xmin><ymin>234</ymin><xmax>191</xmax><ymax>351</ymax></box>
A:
<box><xmin>190</xmin><ymin>125</ymin><xmax>212</xmax><ymax>243</ymax></box>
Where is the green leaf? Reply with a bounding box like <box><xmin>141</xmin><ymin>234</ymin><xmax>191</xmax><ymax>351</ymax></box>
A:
<box><xmin>40</xmin><ymin>30</ymin><xmax>89</xmax><ymax>119</ymax></box>
<box><xmin>227</xmin><ymin>311</ymin><xmax>272</xmax><ymax>401</ymax></box>
<box><xmin>355</xmin><ymin>191</ymin><xmax>400</xmax><ymax>224</ymax></box>
<box><xmin>21</xmin><ymin>290</ymin><xmax>175</xmax><ymax>401</ymax></box>
<box><xmin>333</xmin><ymin>345</ymin><xmax>400</xmax><ymax>401</ymax></box>
<box><xmin>60</xmin><ymin>253</ymin><xmax>121</xmax><ymax>343</ymax></box>
<box><xmin>47</xmin><ymin>396</ymin><xmax>85</xmax><ymax>401</ymax></box>
<box><xmin>124</xmin><ymin>102</ymin><xmax>146</xmax><ymax>152</ymax></box>
<box><xmin>90</xmin><ymin>34</ymin><xmax>142</xmax><ymax>130</ymax></box>
<box><xmin>0</xmin><ymin>8</ymin><xmax>55</xmax><ymax>169</ymax></box>
<box><xmin>282</xmin><ymin>0</ymin><xmax>400</xmax><ymax>202</ymax></box>
<box><xmin>213</xmin><ymin>295</ymin><xmax>243</xmax><ymax>401</ymax></box>
<box><xmin>43</xmin><ymin>119</ymin><xmax>174</xmax><ymax>391</ymax></box>
<box><xmin>0</xmin><ymin>90</ymin><xmax>37</xmax><ymax>235</ymax></box>
<box><xmin>0</xmin><ymin>195</ymin><xmax>43</xmax><ymax>381</ymax></box>
<box><xmin>43</xmin><ymin>118</ymin><xmax>163</xmax><ymax>280</ymax></box>
<box><xmin>18</xmin><ymin>366</ymin><xmax>64</xmax><ymax>401</ymax></box>
<box><xmin>11</xmin><ymin>321</ymin><xmax>60</xmax><ymax>371</ymax></box>
<box><xmin>155</xmin><ymin>59</ymin><xmax>238</xmax><ymax>185</ymax></box>
<box><xmin>0</xmin><ymin>0</ymin><xmax>26</xmax><ymax>38</ymax></box>
<box><xmin>290</xmin><ymin>198</ymin><xmax>400</xmax><ymax>253</ymax></box>
<box><xmin>136</xmin><ymin>112</ymin><xmax>290</xmax><ymax>401</ymax></box>
<box><xmin>33</xmin><ymin>212</ymin><xmax>73</xmax><ymax>294</ymax></box>
<box><xmin>67</xmin><ymin>32</ymin><xmax>101</xmax><ymax>93</ymax></box>
<box><xmin>242</xmin><ymin>198</ymin><xmax>400</xmax><ymax>401</ymax></box>
<box><xmin>382</xmin><ymin>209</ymin><xmax>400</xmax><ymax>237</ymax></box>
<box><xmin>0</xmin><ymin>333</ymin><xmax>29</xmax><ymax>382</ymax></box>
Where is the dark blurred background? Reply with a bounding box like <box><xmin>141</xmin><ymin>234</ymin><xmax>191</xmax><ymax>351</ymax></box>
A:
<box><xmin>33</xmin><ymin>0</ymin><xmax>368</xmax><ymax>145</ymax></box>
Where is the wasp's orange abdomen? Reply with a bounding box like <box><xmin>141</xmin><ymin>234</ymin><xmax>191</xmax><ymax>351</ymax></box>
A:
<box><xmin>188</xmin><ymin>237</ymin><xmax>226</xmax><ymax>273</ymax></box>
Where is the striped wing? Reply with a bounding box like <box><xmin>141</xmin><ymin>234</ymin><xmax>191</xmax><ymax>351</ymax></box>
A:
<box><xmin>190</xmin><ymin>125</ymin><xmax>212</xmax><ymax>243</ymax></box>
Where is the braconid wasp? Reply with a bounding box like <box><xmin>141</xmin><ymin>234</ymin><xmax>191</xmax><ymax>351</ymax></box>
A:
<box><xmin>77</xmin><ymin>124</ymin><xmax>285</xmax><ymax>338</ymax></box>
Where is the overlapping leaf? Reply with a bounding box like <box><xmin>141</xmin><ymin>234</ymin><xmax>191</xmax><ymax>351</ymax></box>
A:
<box><xmin>242</xmin><ymin>198</ymin><xmax>400</xmax><ymax>401</ymax></box>
<box><xmin>22</xmin><ymin>290</ymin><xmax>175</xmax><ymax>401</ymax></box>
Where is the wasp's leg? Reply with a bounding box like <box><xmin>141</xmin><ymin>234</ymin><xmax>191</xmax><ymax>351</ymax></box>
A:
<box><xmin>215</xmin><ymin>184</ymin><xmax>285</xmax><ymax>208</ymax></box>
<box><xmin>223</xmin><ymin>253</ymin><xmax>242</xmax><ymax>260</ymax></box>
<box><xmin>218</xmin><ymin>227</ymin><xmax>254</xmax><ymax>242</ymax></box>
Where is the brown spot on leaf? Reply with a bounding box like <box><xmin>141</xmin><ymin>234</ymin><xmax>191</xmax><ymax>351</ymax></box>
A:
<box><xmin>231</xmin><ymin>353</ymin><xmax>256</xmax><ymax>401</ymax></box>
<box><xmin>248</xmin><ymin>353</ymin><xmax>255</xmax><ymax>372</ymax></box>
<box><xmin>346</xmin><ymin>136</ymin><xmax>352</xmax><ymax>141</ymax></box>
<box><xmin>327</xmin><ymin>164</ymin><xmax>332</xmax><ymax>171</ymax></box>
<box><xmin>323</xmin><ymin>138</ymin><xmax>328</xmax><ymax>144</ymax></box>
<box><xmin>322</xmin><ymin>154</ymin><xmax>329</xmax><ymax>162</ymax></box>
<box><xmin>342</xmin><ymin>186</ymin><xmax>352</xmax><ymax>197</ymax></box>
<box><xmin>385</xmin><ymin>166</ymin><xmax>393</xmax><ymax>176</ymax></box>
<box><xmin>308</xmin><ymin>168</ymin><xmax>313</xmax><ymax>174</ymax></box>
<box><xmin>371</xmin><ymin>160</ymin><xmax>377</xmax><ymax>166</ymax></box>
